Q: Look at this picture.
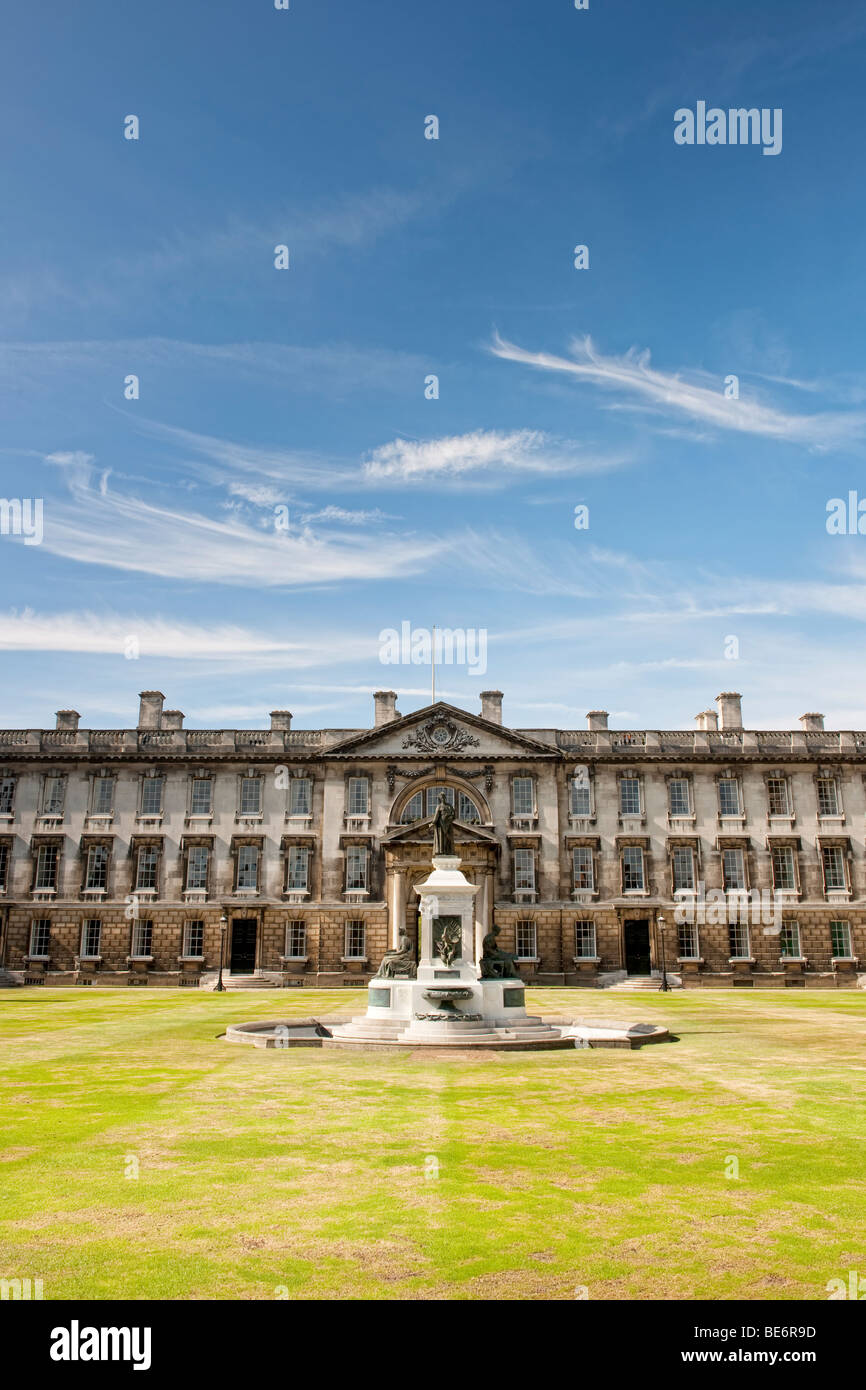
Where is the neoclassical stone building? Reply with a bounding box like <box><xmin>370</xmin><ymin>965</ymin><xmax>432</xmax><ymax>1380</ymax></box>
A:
<box><xmin>0</xmin><ymin>688</ymin><xmax>863</xmax><ymax>988</ymax></box>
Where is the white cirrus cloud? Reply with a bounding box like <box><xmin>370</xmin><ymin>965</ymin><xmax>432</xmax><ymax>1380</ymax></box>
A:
<box><xmin>490</xmin><ymin>332</ymin><xmax>866</xmax><ymax>451</ymax></box>
<box><xmin>362</xmin><ymin>428</ymin><xmax>631</xmax><ymax>482</ymax></box>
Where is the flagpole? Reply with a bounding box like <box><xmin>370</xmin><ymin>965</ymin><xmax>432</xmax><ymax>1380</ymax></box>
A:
<box><xmin>432</xmin><ymin>624</ymin><xmax>436</xmax><ymax>704</ymax></box>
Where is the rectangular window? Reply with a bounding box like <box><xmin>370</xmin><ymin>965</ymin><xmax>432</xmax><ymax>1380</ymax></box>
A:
<box><xmin>622</xmin><ymin>846</ymin><xmax>645</xmax><ymax>891</ymax></box>
<box><xmin>135</xmin><ymin>846</ymin><xmax>158</xmax><ymax>891</ymax></box>
<box><xmin>345</xmin><ymin>919</ymin><xmax>366</xmax><ymax>958</ymax></box>
<box><xmin>822</xmin><ymin>846</ymin><xmax>846</xmax><ymax>891</ymax></box>
<box><xmin>81</xmin><ymin>919</ymin><xmax>102</xmax><ymax>958</ymax></box>
<box><xmin>574</xmin><ymin>919</ymin><xmax>597</xmax><ymax>959</ymax></box>
<box><xmin>0</xmin><ymin>842</ymin><xmax>8</xmax><ymax>890</ymax></box>
<box><xmin>671</xmin><ymin>847</ymin><xmax>695</xmax><ymax>892</ymax></box>
<box><xmin>619</xmin><ymin>779</ymin><xmax>641</xmax><ymax>816</ymax></box>
<box><xmin>817</xmin><ymin>778</ymin><xmax>839</xmax><ymax>816</ymax></box>
<box><xmin>718</xmin><ymin>780</ymin><xmax>740</xmax><ymax>816</ymax></box>
<box><xmin>190</xmin><ymin>779</ymin><xmax>212</xmax><ymax>815</ymax></box>
<box><xmin>346</xmin><ymin>846</ymin><xmax>368</xmax><ymax>891</ymax></box>
<box><xmin>572</xmin><ymin>846</ymin><xmax>594</xmax><ymax>891</ymax></box>
<box><xmin>512</xmin><ymin>778</ymin><xmax>534</xmax><ymax>816</ymax></box>
<box><xmin>91</xmin><ymin>777</ymin><xmax>114</xmax><ymax>815</ymax></box>
<box><xmin>830</xmin><ymin>919</ymin><xmax>852</xmax><ymax>958</ymax></box>
<box><xmin>771</xmin><ymin>846</ymin><xmax>796</xmax><ymax>891</ymax></box>
<box><xmin>285</xmin><ymin>920</ymin><xmax>306</xmax><ymax>958</ymax></box>
<box><xmin>722</xmin><ymin>848</ymin><xmax>746</xmax><ymax>891</ymax></box>
<box><xmin>570</xmin><ymin>777</ymin><xmax>591</xmax><ymax>816</ymax></box>
<box><xmin>183</xmin><ymin>920</ymin><xmax>204</xmax><ymax>957</ymax></box>
<box><xmin>515</xmin><ymin>920</ymin><xmax>537</xmax><ymax>959</ymax></box>
<box><xmin>347</xmin><ymin>778</ymin><xmax>369</xmax><ymax>815</ymax></box>
<box><xmin>513</xmin><ymin>847</ymin><xmax>535</xmax><ymax>892</ymax></box>
<box><xmin>767</xmin><ymin>778</ymin><xmax>790</xmax><ymax>816</ymax></box>
<box><xmin>185</xmin><ymin>845</ymin><xmax>209</xmax><ymax>891</ymax></box>
<box><xmin>677</xmin><ymin>921</ymin><xmax>700</xmax><ymax>960</ymax></box>
<box><xmin>668</xmin><ymin>779</ymin><xmax>690</xmax><ymax>817</ymax></box>
<box><xmin>140</xmin><ymin>777</ymin><xmax>164</xmax><ymax>817</ymax></box>
<box><xmin>42</xmin><ymin>776</ymin><xmax>65</xmax><ymax>816</ymax></box>
<box><xmin>131</xmin><ymin>919</ymin><xmax>153</xmax><ymax>957</ymax></box>
<box><xmin>240</xmin><ymin>777</ymin><xmax>262</xmax><ymax>816</ymax></box>
<box><xmin>779</xmin><ymin>920</ymin><xmax>801</xmax><ymax>958</ymax></box>
<box><xmin>85</xmin><ymin>844</ymin><xmax>109</xmax><ymax>891</ymax></box>
<box><xmin>286</xmin><ymin>846</ymin><xmax>309</xmax><ymax>891</ymax></box>
<box><xmin>289</xmin><ymin>778</ymin><xmax>312</xmax><ymax>816</ymax></box>
<box><xmin>29</xmin><ymin>918</ymin><xmax>51</xmax><ymax>957</ymax></box>
<box><xmin>35</xmin><ymin>844</ymin><xmax>59</xmax><ymax>890</ymax></box>
<box><xmin>0</xmin><ymin>778</ymin><xmax>15</xmax><ymax>815</ymax></box>
<box><xmin>236</xmin><ymin>845</ymin><xmax>259</xmax><ymax>891</ymax></box>
<box><xmin>728</xmin><ymin>918</ymin><xmax>750</xmax><ymax>959</ymax></box>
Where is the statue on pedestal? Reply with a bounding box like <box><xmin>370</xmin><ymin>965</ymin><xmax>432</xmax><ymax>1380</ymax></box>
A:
<box><xmin>379</xmin><ymin>929</ymin><xmax>417</xmax><ymax>979</ymax></box>
<box><xmin>480</xmin><ymin>924</ymin><xmax>519</xmax><ymax>979</ymax></box>
<box><xmin>431</xmin><ymin>792</ymin><xmax>456</xmax><ymax>858</ymax></box>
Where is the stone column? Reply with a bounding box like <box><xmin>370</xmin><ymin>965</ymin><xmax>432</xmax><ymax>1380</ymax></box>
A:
<box><xmin>388</xmin><ymin>867</ymin><xmax>407</xmax><ymax>948</ymax></box>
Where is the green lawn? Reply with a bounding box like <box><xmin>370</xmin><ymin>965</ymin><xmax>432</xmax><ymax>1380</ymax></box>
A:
<box><xmin>1</xmin><ymin>987</ymin><xmax>864</xmax><ymax>1300</ymax></box>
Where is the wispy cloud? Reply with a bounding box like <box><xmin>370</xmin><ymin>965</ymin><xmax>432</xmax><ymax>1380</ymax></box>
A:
<box><xmin>490</xmin><ymin>332</ymin><xmax>866</xmax><ymax>451</ymax></box>
<box><xmin>362</xmin><ymin>428</ymin><xmax>631</xmax><ymax>483</ymax></box>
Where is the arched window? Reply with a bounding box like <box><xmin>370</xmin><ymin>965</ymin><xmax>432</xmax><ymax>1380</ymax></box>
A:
<box><xmin>400</xmin><ymin>784</ymin><xmax>481</xmax><ymax>825</ymax></box>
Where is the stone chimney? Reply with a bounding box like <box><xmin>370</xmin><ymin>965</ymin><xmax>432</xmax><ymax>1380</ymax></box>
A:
<box><xmin>161</xmin><ymin>709</ymin><xmax>184</xmax><ymax>730</ymax></box>
<box><xmin>695</xmin><ymin>709</ymin><xmax>719</xmax><ymax>731</ymax></box>
<box><xmin>586</xmin><ymin>710</ymin><xmax>609</xmax><ymax>730</ymax></box>
<box><xmin>374</xmin><ymin>691</ymin><xmax>399</xmax><ymax>727</ymax></box>
<box><xmin>480</xmin><ymin>690</ymin><xmax>503</xmax><ymax>725</ymax></box>
<box><xmin>55</xmin><ymin>710</ymin><xmax>80</xmax><ymax>732</ymax></box>
<box><xmin>799</xmin><ymin>712</ymin><xmax>825</xmax><ymax>731</ymax></box>
<box><xmin>716</xmin><ymin>692</ymin><xmax>743</xmax><ymax>730</ymax></box>
<box><xmin>270</xmin><ymin>710</ymin><xmax>293</xmax><ymax>732</ymax></box>
<box><xmin>138</xmin><ymin>691</ymin><xmax>165</xmax><ymax>730</ymax></box>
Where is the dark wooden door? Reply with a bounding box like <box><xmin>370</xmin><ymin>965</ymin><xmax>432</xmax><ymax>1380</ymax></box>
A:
<box><xmin>230</xmin><ymin>919</ymin><xmax>257</xmax><ymax>974</ymax></box>
<box><xmin>624</xmin><ymin>919</ymin><xmax>651</xmax><ymax>975</ymax></box>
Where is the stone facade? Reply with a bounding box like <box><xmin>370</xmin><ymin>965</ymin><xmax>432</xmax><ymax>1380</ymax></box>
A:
<box><xmin>0</xmin><ymin>688</ymin><xmax>863</xmax><ymax>987</ymax></box>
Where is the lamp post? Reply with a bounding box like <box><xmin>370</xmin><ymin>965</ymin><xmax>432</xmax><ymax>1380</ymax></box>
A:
<box><xmin>216</xmin><ymin>914</ymin><xmax>228</xmax><ymax>992</ymax></box>
<box><xmin>657</xmin><ymin>912</ymin><xmax>670</xmax><ymax>992</ymax></box>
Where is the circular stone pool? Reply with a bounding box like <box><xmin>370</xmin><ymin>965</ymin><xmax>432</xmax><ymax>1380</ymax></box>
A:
<box><xmin>223</xmin><ymin>1017</ymin><xmax>670</xmax><ymax>1052</ymax></box>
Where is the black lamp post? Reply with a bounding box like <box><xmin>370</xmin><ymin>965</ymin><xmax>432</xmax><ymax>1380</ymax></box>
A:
<box><xmin>216</xmin><ymin>914</ymin><xmax>228</xmax><ymax>992</ymax></box>
<box><xmin>657</xmin><ymin>913</ymin><xmax>670</xmax><ymax>992</ymax></box>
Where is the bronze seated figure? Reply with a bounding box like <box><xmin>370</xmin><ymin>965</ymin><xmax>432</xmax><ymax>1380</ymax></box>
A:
<box><xmin>479</xmin><ymin>924</ymin><xmax>520</xmax><ymax>979</ymax></box>
<box><xmin>379</xmin><ymin>930</ymin><xmax>417</xmax><ymax>979</ymax></box>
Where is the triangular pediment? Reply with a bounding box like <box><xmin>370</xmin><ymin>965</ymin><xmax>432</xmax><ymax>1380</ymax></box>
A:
<box><xmin>381</xmin><ymin>815</ymin><xmax>499</xmax><ymax>847</ymax></box>
<box><xmin>325</xmin><ymin>702</ymin><xmax>556</xmax><ymax>759</ymax></box>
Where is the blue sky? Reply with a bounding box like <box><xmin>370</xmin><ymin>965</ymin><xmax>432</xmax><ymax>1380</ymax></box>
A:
<box><xmin>3</xmin><ymin>0</ymin><xmax>866</xmax><ymax>731</ymax></box>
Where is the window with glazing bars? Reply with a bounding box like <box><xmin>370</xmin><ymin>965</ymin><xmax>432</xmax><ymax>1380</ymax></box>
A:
<box><xmin>771</xmin><ymin>845</ymin><xmax>796</xmax><ymax>891</ymax></box>
<box><xmin>830</xmin><ymin>919</ymin><xmax>852</xmax><ymax>957</ymax></box>
<box><xmin>135</xmin><ymin>846</ymin><xmax>158</xmax><ymax>891</ymax></box>
<box><xmin>817</xmin><ymin>778</ymin><xmax>839</xmax><ymax>816</ymax></box>
<box><xmin>722</xmin><ymin>848</ymin><xmax>746</xmax><ymax>890</ymax></box>
<box><xmin>183</xmin><ymin>920</ymin><xmax>204</xmax><ymax>956</ymax></box>
<box><xmin>572</xmin><ymin>846</ymin><xmax>594</xmax><ymax>890</ymax></box>
<box><xmin>513</xmin><ymin>848</ymin><xmax>535</xmax><ymax>891</ymax></box>
<box><xmin>347</xmin><ymin>778</ymin><xmax>369</xmax><ymax>815</ymax></box>
<box><xmin>0</xmin><ymin>778</ymin><xmax>14</xmax><ymax>814</ymax></box>
<box><xmin>345</xmin><ymin>920</ymin><xmax>365</xmax><ymax>957</ymax></box>
<box><xmin>35</xmin><ymin>844</ymin><xmax>58</xmax><ymax>890</ymax></box>
<box><xmin>140</xmin><ymin>777</ymin><xmax>163</xmax><ymax>816</ymax></box>
<box><xmin>767</xmin><ymin>778</ymin><xmax>790</xmax><ymax>816</ymax></box>
<box><xmin>85</xmin><ymin>844</ymin><xmax>109</xmax><ymax>890</ymax></box>
<box><xmin>240</xmin><ymin>777</ymin><xmax>262</xmax><ymax>815</ymax></box>
<box><xmin>779</xmin><ymin>920</ymin><xmax>801</xmax><ymax>958</ymax></box>
<box><xmin>236</xmin><ymin>845</ymin><xmax>258</xmax><ymax>890</ymax></box>
<box><xmin>131</xmin><ymin>920</ymin><xmax>153</xmax><ymax>957</ymax></box>
<box><xmin>42</xmin><ymin>777</ymin><xmax>65</xmax><ymax>816</ymax></box>
<box><xmin>185</xmin><ymin>845</ymin><xmax>209</xmax><ymax>890</ymax></box>
<box><xmin>619</xmin><ymin>779</ymin><xmax>641</xmax><ymax>816</ymax></box>
<box><xmin>289</xmin><ymin>779</ymin><xmax>311</xmax><ymax>815</ymax></box>
<box><xmin>622</xmin><ymin>846</ymin><xmax>644</xmax><ymax>891</ymax></box>
<box><xmin>285</xmin><ymin>920</ymin><xmax>306</xmax><ymax>958</ymax></box>
<box><xmin>822</xmin><ymin>846</ymin><xmax>846</xmax><ymax>891</ymax></box>
<box><xmin>81</xmin><ymin>919</ymin><xmax>102</xmax><ymax>957</ymax></box>
<box><xmin>190</xmin><ymin>779</ymin><xmax>212</xmax><ymax>815</ymax></box>
<box><xmin>728</xmin><ymin>918</ymin><xmax>750</xmax><ymax>959</ymax></box>
<box><xmin>718</xmin><ymin>780</ymin><xmax>740</xmax><ymax>816</ymax></box>
<box><xmin>286</xmin><ymin>846</ymin><xmax>309</xmax><ymax>890</ymax></box>
<box><xmin>668</xmin><ymin>779</ymin><xmax>690</xmax><ymax>816</ymax></box>
<box><xmin>346</xmin><ymin>846</ymin><xmax>367</xmax><ymax>891</ymax></box>
<box><xmin>512</xmin><ymin>779</ymin><xmax>534</xmax><ymax>816</ymax></box>
<box><xmin>677</xmin><ymin>921</ymin><xmax>700</xmax><ymax>959</ymax></box>
<box><xmin>671</xmin><ymin>847</ymin><xmax>695</xmax><ymax>891</ymax></box>
<box><xmin>91</xmin><ymin>777</ymin><xmax>114</xmax><ymax>814</ymax></box>
<box><xmin>574</xmin><ymin>919</ymin><xmax>596</xmax><ymax>958</ymax></box>
<box><xmin>571</xmin><ymin>776</ymin><xmax>591</xmax><ymax>816</ymax></box>
<box><xmin>29</xmin><ymin>918</ymin><xmax>51</xmax><ymax>957</ymax></box>
<box><xmin>515</xmin><ymin>920</ymin><xmax>536</xmax><ymax>958</ymax></box>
